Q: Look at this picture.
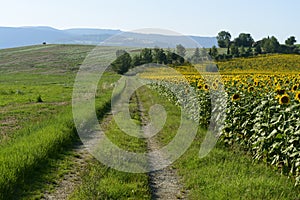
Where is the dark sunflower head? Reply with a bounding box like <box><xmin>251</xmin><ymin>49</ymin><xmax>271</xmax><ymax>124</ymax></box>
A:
<box><xmin>279</xmin><ymin>94</ymin><xmax>290</xmax><ymax>105</ymax></box>
<box><xmin>295</xmin><ymin>92</ymin><xmax>300</xmax><ymax>102</ymax></box>
<box><xmin>204</xmin><ymin>84</ymin><xmax>209</xmax><ymax>91</ymax></box>
<box><xmin>292</xmin><ymin>85</ymin><xmax>298</xmax><ymax>92</ymax></box>
<box><xmin>248</xmin><ymin>86</ymin><xmax>254</xmax><ymax>92</ymax></box>
<box><xmin>231</xmin><ymin>93</ymin><xmax>240</xmax><ymax>101</ymax></box>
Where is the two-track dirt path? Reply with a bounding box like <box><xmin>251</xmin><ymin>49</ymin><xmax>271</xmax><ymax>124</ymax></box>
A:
<box><xmin>42</xmin><ymin>87</ymin><xmax>186</xmax><ymax>200</ymax></box>
<box><xmin>42</xmin><ymin>113</ymin><xmax>113</xmax><ymax>200</ymax></box>
<box><xmin>135</xmin><ymin>91</ymin><xmax>186</xmax><ymax>200</ymax></box>
<box><xmin>42</xmin><ymin>143</ymin><xmax>90</xmax><ymax>200</ymax></box>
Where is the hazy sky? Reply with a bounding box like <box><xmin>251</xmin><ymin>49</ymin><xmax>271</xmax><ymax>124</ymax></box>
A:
<box><xmin>1</xmin><ymin>0</ymin><xmax>298</xmax><ymax>42</ymax></box>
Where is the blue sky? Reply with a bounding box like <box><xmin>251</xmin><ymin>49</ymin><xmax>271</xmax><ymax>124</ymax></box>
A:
<box><xmin>1</xmin><ymin>0</ymin><xmax>298</xmax><ymax>42</ymax></box>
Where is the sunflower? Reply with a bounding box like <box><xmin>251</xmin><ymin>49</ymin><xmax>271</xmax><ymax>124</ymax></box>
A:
<box><xmin>279</xmin><ymin>94</ymin><xmax>290</xmax><ymax>105</ymax></box>
<box><xmin>285</xmin><ymin>80</ymin><xmax>290</xmax><ymax>84</ymax></box>
<box><xmin>231</xmin><ymin>93</ymin><xmax>240</xmax><ymax>101</ymax></box>
<box><xmin>197</xmin><ymin>85</ymin><xmax>202</xmax><ymax>90</ymax></box>
<box><xmin>292</xmin><ymin>84</ymin><xmax>298</xmax><ymax>92</ymax></box>
<box><xmin>204</xmin><ymin>84</ymin><xmax>209</xmax><ymax>91</ymax></box>
<box><xmin>295</xmin><ymin>91</ymin><xmax>300</xmax><ymax>102</ymax></box>
<box><xmin>212</xmin><ymin>82</ymin><xmax>218</xmax><ymax>90</ymax></box>
<box><xmin>248</xmin><ymin>86</ymin><xmax>254</xmax><ymax>92</ymax></box>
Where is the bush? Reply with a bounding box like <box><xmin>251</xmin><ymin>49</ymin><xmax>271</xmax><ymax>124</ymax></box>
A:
<box><xmin>36</xmin><ymin>95</ymin><xmax>43</xmax><ymax>103</ymax></box>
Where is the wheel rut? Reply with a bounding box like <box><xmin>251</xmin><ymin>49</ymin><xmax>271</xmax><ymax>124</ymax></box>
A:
<box><xmin>135</xmin><ymin>91</ymin><xmax>186</xmax><ymax>200</ymax></box>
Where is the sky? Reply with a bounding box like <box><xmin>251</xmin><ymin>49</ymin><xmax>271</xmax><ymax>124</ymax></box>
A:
<box><xmin>1</xmin><ymin>0</ymin><xmax>299</xmax><ymax>42</ymax></box>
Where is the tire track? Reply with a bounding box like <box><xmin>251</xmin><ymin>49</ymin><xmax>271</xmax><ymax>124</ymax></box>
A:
<box><xmin>135</xmin><ymin>91</ymin><xmax>186</xmax><ymax>200</ymax></box>
<box><xmin>42</xmin><ymin>113</ymin><xmax>113</xmax><ymax>200</ymax></box>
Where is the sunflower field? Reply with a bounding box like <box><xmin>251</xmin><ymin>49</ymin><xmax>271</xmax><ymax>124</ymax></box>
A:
<box><xmin>140</xmin><ymin>56</ymin><xmax>300</xmax><ymax>186</ymax></box>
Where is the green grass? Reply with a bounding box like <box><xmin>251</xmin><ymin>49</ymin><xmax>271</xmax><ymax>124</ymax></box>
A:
<box><xmin>0</xmin><ymin>44</ymin><xmax>94</xmax><ymax>73</ymax></box>
<box><xmin>176</xmin><ymin>136</ymin><xmax>300</xmax><ymax>199</ymax></box>
<box><xmin>0</xmin><ymin>78</ymin><xmax>117</xmax><ymax>199</ymax></box>
<box><xmin>16</xmin><ymin>144</ymin><xmax>84</xmax><ymax>200</ymax></box>
<box><xmin>0</xmin><ymin>44</ymin><xmax>123</xmax><ymax>198</ymax></box>
<box><xmin>0</xmin><ymin>107</ymin><xmax>75</xmax><ymax>199</ymax></box>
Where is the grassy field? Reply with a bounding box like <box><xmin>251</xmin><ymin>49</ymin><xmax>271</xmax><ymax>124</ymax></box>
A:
<box><xmin>1</xmin><ymin>44</ymin><xmax>300</xmax><ymax>199</ymax></box>
<box><xmin>0</xmin><ymin>44</ymin><xmax>121</xmax><ymax>198</ymax></box>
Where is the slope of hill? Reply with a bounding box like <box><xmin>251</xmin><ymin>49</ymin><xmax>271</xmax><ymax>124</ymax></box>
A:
<box><xmin>0</xmin><ymin>26</ymin><xmax>217</xmax><ymax>49</ymax></box>
<box><xmin>0</xmin><ymin>44</ymin><xmax>94</xmax><ymax>73</ymax></box>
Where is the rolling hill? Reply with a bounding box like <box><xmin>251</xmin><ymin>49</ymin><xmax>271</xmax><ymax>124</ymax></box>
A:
<box><xmin>0</xmin><ymin>26</ymin><xmax>217</xmax><ymax>49</ymax></box>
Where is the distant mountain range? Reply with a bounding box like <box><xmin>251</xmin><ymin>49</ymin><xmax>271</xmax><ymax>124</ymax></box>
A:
<box><xmin>0</xmin><ymin>26</ymin><xmax>217</xmax><ymax>49</ymax></box>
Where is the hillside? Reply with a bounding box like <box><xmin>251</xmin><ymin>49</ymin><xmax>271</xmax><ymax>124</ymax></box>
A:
<box><xmin>0</xmin><ymin>44</ymin><xmax>94</xmax><ymax>73</ymax></box>
<box><xmin>0</xmin><ymin>26</ymin><xmax>217</xmax><ymax>49</ymax></box>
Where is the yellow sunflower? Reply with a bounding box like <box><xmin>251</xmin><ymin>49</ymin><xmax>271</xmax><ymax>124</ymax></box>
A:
<box><xmin>231</xmin><ymin>93</ymin><xmax>240</xmax><ymax>101</ymax></box>
<box><xmin>295</xmin><ymin>91</ymin><xmax>300</xmax><ymax>102</ymax></box>
<box><xmin>279</xmin><ymin>94</ymin><xmax>290</xmax><ymax>105</ymax></box>
<box><xmin>248</xmin><ymin>86</ymin><xmax>254</xmax><ymax>93</ymax></box>
<box><xmin>204</xmin><ymin>84</ymin><xmax>209</xmax><ymax>91</ymax></box>
<box><xmin>212</xmin><ymin>82</ymin><xmax>218</xmax><ymax>90</ymax></box>
<box><xmin>292</xmin><ymin>84</ymin><xmax>298</xmax><ymax>92</ymax></box>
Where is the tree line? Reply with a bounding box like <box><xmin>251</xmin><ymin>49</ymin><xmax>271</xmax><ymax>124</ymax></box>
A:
<box><xmin>111</xmin><ymin>45</ymin><xmax>189</xmax><ymax>74</ymax></box>
<box><xmin>111</xmin><ymin>31</ymin><xmax>299</xmax><ymax>74</ymax></box>
<box><xmin>211</xmin><ymin>31</ymin><xmax>299</xmax><ymax>60</ymax></box>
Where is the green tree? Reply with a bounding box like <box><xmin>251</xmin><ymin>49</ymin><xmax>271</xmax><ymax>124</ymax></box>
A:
<box><xmin>166</xmin><ymin>50</ymin><xmax>173</xmax><ymax>64</ymax></box>
<box><xmin>140</xmin><ymin>48</ymin><xmax>153</xmax><ymax>64</ymax></box>
<box><xmin>200</xmin><ymin>48</ymin><xmax>208</xmax><ymax>57</ymax></box>
<box><xmin>285</xmin><ymin>36</ymin><xmax>296</xmax><ymax>46</ymax></box>
<box><xmin>111</xmin><ymin>52</ymin><xmax>132</xmax><ymax>74</ymax></box>
<box><xmin>209</xmin><ymin>45</ymin><xmax>218</xmax><ymax>59</ymax></box>
<box><xmin>246</xmin><ymin>46</ymin><xmax>253</xmax><ymax>57</ymax></box>
<box><xmin>261</xmin><ymin>36</ymin><xmax>280</xmax><ymax>53</ymax></box>
<box><xmin>230</xmin><ymin>44</ymin><xmax>239</xmax><ymax>57</ymax></box>
<box><xmin>254</xmin><ymin>43</ymin><xmax>262</xmax><ymax>55</ymax></box>
<box><xmin>176</xmin><ymin>44</ymin><xmax>186</xmax><ymax>57</ymax></box>
<box><xmin>240</xmin><ymin>46</ymin><xmax>246</xmax><ymax>57</ymax></box>
<box><xmin>191</xmin><ymin>47</ymin><xmax>201</xmax><ymax>63</ymax></box>
<box><xmin>131</xmin><ymin>54</ymin><xmax>141</xmax><ymax>67</ymax></box>
<box><xmin>234</xmin><ymin>33</ymin><xmax>254</xmax><ymax>47</ymax></box>
<box><xmin>216</xmin><ymin>31</ymin><xmax>231</xmax><ymax>54</ymax></box>
<box><xmin>153</xmin><ymin>48</ymin><xmax>167</xmax><ymax>64</ymax></box>
<box><xmin>116</xmin><ymin>49</ymin><xmax>127</xmax><ymax>57</ymax></box>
